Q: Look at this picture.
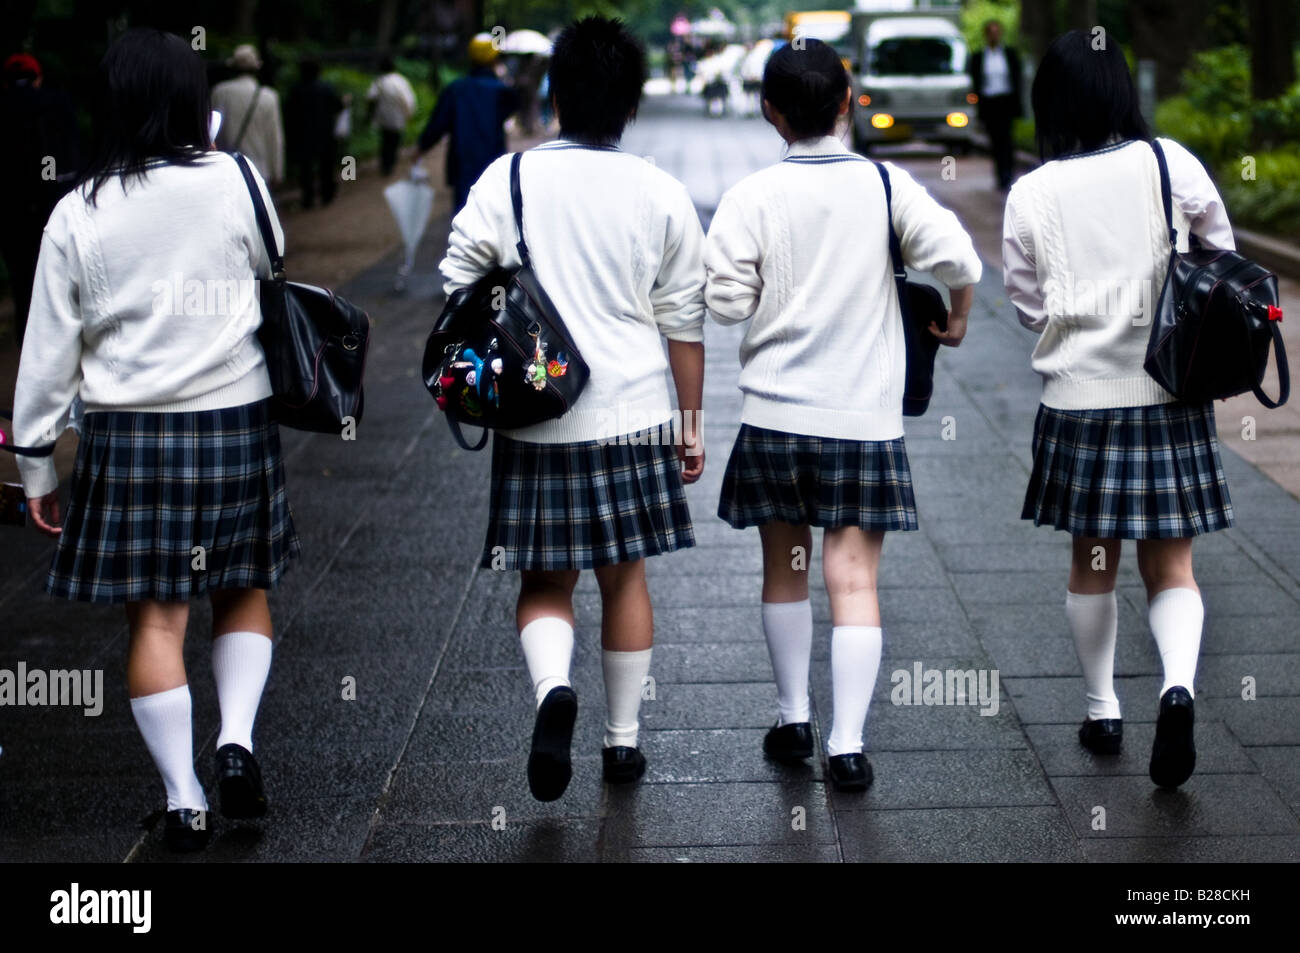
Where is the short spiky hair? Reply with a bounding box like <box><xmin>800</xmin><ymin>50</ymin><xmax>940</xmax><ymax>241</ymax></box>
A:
<box><xmin>548</xmin><ymin>16</ymin><xmax>647</xmax><ymax>145</ymax></box>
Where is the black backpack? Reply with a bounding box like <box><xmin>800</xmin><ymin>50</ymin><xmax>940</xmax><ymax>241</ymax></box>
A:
<box><xmin>1144</xmin><ymin>140</ymin><xmax>1288</xmax><ymax>408</ymax></box>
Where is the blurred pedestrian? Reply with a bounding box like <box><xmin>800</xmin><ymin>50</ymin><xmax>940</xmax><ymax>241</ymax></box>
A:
<box><xmin>367</xmin><ymin>57</ymin><xmax>416</xmax><ymax>177</ymax></box>
<box><xmin>438</xmin><ymin>16</ymin><xmax>705</xmax><ymax>801</ymax></box>
<box><xmin>286</xmin><ymin>58</ymin><xmax>344</xmax><ymax>208</ymax></box>
<box><xmin>1004</xmin><ymin>31</ymin><xmax>1237</xmax><ymax>789</ymax></box>
<box><xmin>705</xmin><ymin>40</ymin><xmax>980</xmax><ymax>792</ymax></box>
<box><xmin>12</xmin><ymin>29</ymin><xmax>299</xmax><ymax>852</ymax></box>
<box><xmin>212</xmin><ymin>43</ymin><xmax>285</xmax><ymax>186</ymax></box>
<box><xmin>416</xmin><ymin>33</ymin><xmax>517</xmax><ymax>213</ymax></box>
<box><xmin>968</xmin><ymin>19</ymin><xmax>1023</xmax><ymax>191</ymax></box>
<box><xmin>0</xmin><ymin>52</ymin><xmax>79</xmax><ymax>346</ymax></box>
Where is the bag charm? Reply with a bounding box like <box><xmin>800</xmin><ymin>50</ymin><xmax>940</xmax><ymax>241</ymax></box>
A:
<box><xmin>525</xmin><ymin>329</ymin><xmax>548</xmax><ymax>391</ymax></box>
<box><xmin>547</xmin><ymin>351</ymin><xmax>569</xmax><ymax>377</ymax></box>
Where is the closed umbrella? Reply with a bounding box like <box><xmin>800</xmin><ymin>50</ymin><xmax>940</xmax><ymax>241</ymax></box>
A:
<box><xmin>383</xmin><ymin>166</ymin><xmax>435</xmax><ymax>292</ymax></box>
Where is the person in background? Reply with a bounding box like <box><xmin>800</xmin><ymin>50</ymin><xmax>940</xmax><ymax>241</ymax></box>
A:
<box><xmin>705</xmin><ymin>40</ymin><xmax>980</xmax><ymax>792</ymax></box>
<box><xmin>0</xmin><ymin>52</ymin><xmax>80</xmax><ymax>346</ymax></box>
<box><xmin>286</xmin><ymin>58</ymin><xmax>344</xmax><ymax>208</ymax></box>
<box><xmin>367</xmin><ymin>56</ymin><xmax>417</xmax><ymax>177</ymax></box>
<box><xmin>1004</xmin><ymin>31</ymin><xmax>1236</xmax><ymax>789</ymax></box>
<box><xmin>13</xmin><ymin>28</ymin><xmax>299</xmax><ymax>852</ymax></box>
<box><xmin>212</xmin><ymin>43</ymin><xmax>285</xmax><ymax>186</ymax></box>
<box><xmin>968</xmin><ymin>19</ymin><xmax>1023</xmax><ymax>192</ymax></box>
<box><xmin>438</xmin><ymin>17</ymin><xmax>704</xmax><ymax>802</ymax></box>
<box><xmin>416</xmin><ymin>34</ymin><xmax>517</xmax><ymax>213</ymax></box>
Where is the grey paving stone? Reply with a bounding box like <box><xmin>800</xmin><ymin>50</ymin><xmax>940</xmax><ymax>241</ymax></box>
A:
<box><xmin>1050</xmin><ymin>774</ymin><xmax>1300</xmax><ymax>837</ymax></box>
<box><xmin>934</xmin><ymin>541</ymin><xmax>1071</xmax><ymax>573</ymax></box>
<box><xmin>362</xmin><ymin>818</ymin><xmax>604</xmax><ymax>862</ymax></box>
<box><xmin>639</xmin><ymin>728</ymin><xmax>826</xmax><ymax>783</ymax></box>
<box><xmin>1218</xmin><ymin>695</ymin><xmax>1300</xmax><ymax>745</ymax></box>
<box><xmin>133</xmin><ymin>797</ymin><xmax>376</xmax><ymax>863</ymax></box>
<box><xmin>1245</xmin><ymin>747</ymin><xmax>1300</xmax><ymax>812</ymax></box>
<box><xmin>866</xmin><ymin>693</ymin><xmax>1027</xmax><ymax>751</ymax></box>
<box><xmin>1079</xmin><ymin>834</ymin><xmax>1300</xmax><ymax>862</ymax></box>
<box><xmin>0</xmin><ymin>776</ymin><xmax>162</xmax><ymax>839</ymax></box>
<box><xmin>605</xmin><ymin>843</ymin><xmax>842</xmax><ymax>862</ymax></box>
<box><xmin>836</xmin><ymin>807</ymin><xmax>1082</xmax><ymax>862</ymax></box>
<box><xmin>406</xmin><ymin>706</ymin><xmax>607</xmax><ymax>764</ymax></box>
<box><xmin>1025</xmin><ymin>722</ymin><xmax>1258</xmax><ymax>777</ymax></box>
<box><xmin>381</xmin><ymin>759</ymin><xmax>607</xmax><ymax>824</ymax></box>
<box><xmin>1196</xmin><ymin>654</ymin><xmax>1300</xmax><ymax>697</ymax></box>
<box><xmin>651</xmin><ymin>641</ymin><xmax>777</xmax><ymax>683</ymax></box>
<box><xmin>1201</xmin><ymin>613</ymin><xmax>1300</xmax><ymax>654</ymax></box>
<box><xmin>831</xmin><ymin>750</ymin><xmax>1054</xmax><ymax>811</ymax></box>
<box><xmin>0</xmin><ymin>833</ymin><xmax>142</xmax><ymax>864</ymax></box>
<box><xmin>639</xmin><ymin>681</ymin><xmax>778</xmax><ymax>730</ymax></box>
<box><xmin>600</xmin><ymin>781</ymin><xmax>837</xmax><ymax>847</ymax></box>
<box><xmin>880</xmin><ymin>620</ymin><xmax>984</xmax><ymax>659</ymax></box>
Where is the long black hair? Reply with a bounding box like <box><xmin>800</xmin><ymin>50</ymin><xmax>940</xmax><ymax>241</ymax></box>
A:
<box><xmin>1031</xmin><ymin>29</ymin><xmax>1150</xmax><ymax>160</ymax></box>
<box><xmin>76</xmin><ymin>28</ymin><xmax>212</xmax><ymax>205</ymax></box>
<box><xmin>761</xmin><ymin>38</ymin><xmax>849</xmax><ymax>140</ymax></box>
<box><xmin>549</xmin><ymin>16</ymin><xmax>647</xmax><ymax>146</ymax></box>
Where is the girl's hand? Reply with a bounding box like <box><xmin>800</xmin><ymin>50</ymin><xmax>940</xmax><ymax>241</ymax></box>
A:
<box><xmin>679</xmin><ymin>432</ymin><xmax>705</xmax><ymax>484</ymax></box>
<box><xmin>930</xmin><ymin>310</ymin><xmax>968</xmax><ymax>347</ymax></box>
<box><xmin>28</xmin><ymin>492</ymin><xmax>63</xmax><ymax>537</ymax></box>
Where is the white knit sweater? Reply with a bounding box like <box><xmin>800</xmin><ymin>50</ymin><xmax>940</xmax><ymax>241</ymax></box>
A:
<box><xmin>705</xmin><ymin>136</ymin><xmax>982</xmax><ymax>440</ymax></box>
<box><xmin>439</xmin><ymin>140</ymin><xmax>706</xmax><ymax>444</ymax></box>
<box><xmin>13</xmin><ymin>152</ymin><xmax>281</xmax><ymax>499</ymax></box>
<box><xmin>1002</xmin><ymin>136</ymin><xmax>1235</xmax><ymax>409</ymax></box>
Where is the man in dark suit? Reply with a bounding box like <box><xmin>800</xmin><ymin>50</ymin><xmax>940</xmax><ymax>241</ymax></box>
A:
<box><xmin>967</xmin><ymin>19</ymin><xmax>1022</xmax><ymax>191</ymax></box>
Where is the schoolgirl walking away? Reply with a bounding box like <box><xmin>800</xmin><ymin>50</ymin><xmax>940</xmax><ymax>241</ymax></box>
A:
<box><xmin>438</xmin><ymin>17</ymin><xmax>706</xmax><ymax>802</ymax></box>
<box><xmin>1004</xmin><ymin>31</ymin><xmax>1238</xmax><ymax>788</ymax></box>
<box><xmin>705</xmin><ymin>40</ymin><xmax>981</xmax><ymax>790</ymax></box>
<box><xmin>12</xmin><ymin>29</ymin><xmax>298</xmax><ymax>850</ymax></box>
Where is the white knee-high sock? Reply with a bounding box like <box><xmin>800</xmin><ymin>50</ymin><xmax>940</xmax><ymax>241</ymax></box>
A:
<box><xmin>1149</xmin><ymin>587</ymin><xmax>1203</xmax><ymax>698</ymax></box>
<box><xmin>602</xmin><ymin>648</ymin><xmax>653</xmax><ymax>748</ymax></box>
<box><xmin>1065</xmin><ymin>590</ymin><xmax>1121</xmax><ymax>720</ymax></box>
<box><xmin>520</xmin><ymin>617</ymin><xmax>574</xmax><ymax>709</ymax></box>
<box><xmin>212</xmin><ymin>631</ymin><xmax>273</xmax><ymax>752</ymax></box>
<box><xmin>827</xmin><ymin>625</ymin><xmax>883</xmax><ymax>757</ymax></box>
<box><xmin>130</xmin><ymin>685</ymin><xmax>208</xmax><ymax>812</ymax></box>
<box><xmin>762</xmin><ymin>600</ymin><xmax>813</xmax><ymax>725</ymax></box>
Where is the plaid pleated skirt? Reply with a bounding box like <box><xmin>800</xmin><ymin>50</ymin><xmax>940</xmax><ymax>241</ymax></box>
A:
<box><xmin>48</xmin><ymin>399</ymin><xmax>300</xmax><ymax>603</ymax></box>
<box><xmin>718</xmin><ymin>424</ymin><xmax>919</xmax><ymax>531</ymax></box>
<box><xmin>1022</xmin><ymin>401</ymin><xmax>1234</xmax><ymax>539</ymax></box>
<box><xmin>481</xmin><ymin>426</ymin><xmax>695</xmax><ymax>571</ymax></box>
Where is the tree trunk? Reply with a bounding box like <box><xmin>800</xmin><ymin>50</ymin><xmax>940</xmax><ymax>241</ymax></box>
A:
<box><xmin>1246</xmin><ymin>0</ymin><xmax>1297</xmax><ymax>100</ymax></box>
<box><xmin>1129</xmin><ymin>0</ymin><xmax>1209</xmax><ymax>99</ymax></box>
<box><xmin>376</xmin><ymin>0</ymin><xmax>400</xmax><ymax>55</ymax></box>
<box><xmin>1018</xmin><ymin>0</ymin><xmax>1057</xmax><ymax>64</ymax></box>
<box><xmin>234</xmin><ymin>0</ymin><xmax>257</xmax><ymax>36</ymax></box>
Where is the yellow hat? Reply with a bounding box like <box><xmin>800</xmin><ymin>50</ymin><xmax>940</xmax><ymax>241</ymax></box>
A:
<box><xmin>469</xmin><ymin>33</ymin><xmax>498</xmax><ymax>66</ymax></box>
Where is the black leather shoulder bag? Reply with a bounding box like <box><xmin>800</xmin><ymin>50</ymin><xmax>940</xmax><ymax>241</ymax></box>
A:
<box><xmin>233</xmin><ymin>152</ymin><xmax>371</xmax><ymax>433</ymax></box>
<box><xmin>422</xmin><ymin>151</ymin><xmax>590</xmax><ymax>450</ymax></box>
<box><xmin>1144</xmin><ymin>139</ymin><xmax>1288</xmax><ymax>408</ymax></box>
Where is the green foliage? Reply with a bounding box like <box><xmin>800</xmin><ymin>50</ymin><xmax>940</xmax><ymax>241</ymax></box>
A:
<box><xmin>960</xmin><ymin>0</ymin><xmax>1019</xmax><ymax>52</ymax></box>
<box><xmin>1153</xmin><ymin>95</ymin><xmax>1250</xmax><ymax>167</ymax></box>
<box><xmin>1218</xmin><ymin>147</ymin><xmax>1300</xmax><ymax>238</ymax></box>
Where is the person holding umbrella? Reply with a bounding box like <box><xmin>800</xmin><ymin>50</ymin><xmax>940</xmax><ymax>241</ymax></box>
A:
<box><xmin>415</xmin><ymin>33</ymin><xmax>518</xmax><ymax>213</ymax></box>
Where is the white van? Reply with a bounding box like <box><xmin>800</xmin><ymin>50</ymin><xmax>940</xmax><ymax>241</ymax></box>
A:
<box><xmin>850</xmin><ymin>3</ymin><xmax>976</xmax><ymax>153</ymax></box>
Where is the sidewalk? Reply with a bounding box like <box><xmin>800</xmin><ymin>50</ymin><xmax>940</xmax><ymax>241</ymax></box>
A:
<box><xmin>0</xmin><ymin>98</ymin><xmax>1297</xmax><ymax>862</ymax></box>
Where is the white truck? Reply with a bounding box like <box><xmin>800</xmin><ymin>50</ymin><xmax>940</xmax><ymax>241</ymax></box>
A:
<box><xmin>848</xmin><ymin>0</ymin><xmax>976</xmax><ymax>154</ymax></box>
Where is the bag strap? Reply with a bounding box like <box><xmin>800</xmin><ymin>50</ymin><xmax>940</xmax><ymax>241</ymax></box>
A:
<box><xmin>872</xmin><ymin>160</ymin><xmax>910</xmax><ymax>319</ymax></box>
<box><xmin>232</xmin><ymin>152</ymin><xmax>285</xmax><ymax>279</ymax></box>
<box><xmin>0</xmin><ymin>410</ymin><xmax>55</xmax><ymax>457</ymax></box>
<box><xmin>445</xmin><ymin>414</ymin><xmax>489</xmax><ymax>451</ymax></box>
<box><xmin>1149</xmin><ymin>139</ymin><xmax>1177</xmax><ymax>247</ymax></box>
<box><xmin>1250</xmin><ymin>319</ymin><xmax>1290</xmax><ymax>409</ymax></box>
<box><xmin>231</xmin><ymin>84</ymin><xmax>262</xmax><ymax>151</ymax></box>
<box><xmin>510</xmin><ymin>151</ymin><xmax>529</xmax><ymax>268</ymax></box>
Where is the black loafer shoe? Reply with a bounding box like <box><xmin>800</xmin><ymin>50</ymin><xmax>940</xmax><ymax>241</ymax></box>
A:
<box><xmin>1078</xmin><ymin>717</ymin><xmax>1123</xmax><ymax>755</ymax></box>
<box><xmin>216</xmin><ymin>743</ymin><xmax>268</xmax><ymax>819</ymax></box>
<box><xmin>1150</xmin><ymin>686</ymin><xmax>1196</xmax><ymax>789</ymax></box>
<box><xmin>528</xmin><ymin>686</ymin><xmax>578</xmax><ymax>802</ymax></box>
<box><xmin>602</xmin><ymin>746</ymin><xmax>647</xmax><ymax>784</ymax></box>
<box><xmin>763</xmin><ymin>721</ymin><xmax>814</xmax><ymax>762</ymax></box>
<box><xmin>164</xmin><ymin>808</ymin><xmax>211</xmax><ymax>852</ymax></box>
<box><xmin>828</xmin><ymin>753</ymin><xmax>873</xmax><ymax>792</ymax></box>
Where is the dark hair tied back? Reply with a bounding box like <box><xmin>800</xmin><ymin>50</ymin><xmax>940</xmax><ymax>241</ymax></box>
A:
<box><xmin>762</xmin><ymin>38</ymin><xmax>848</xmax><ymax>140</ymax></box>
